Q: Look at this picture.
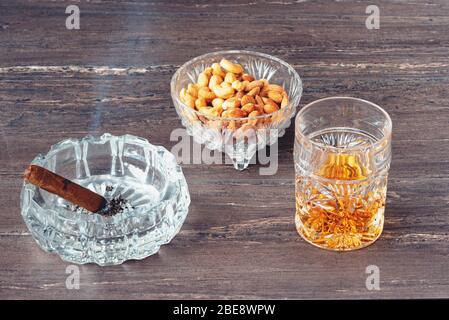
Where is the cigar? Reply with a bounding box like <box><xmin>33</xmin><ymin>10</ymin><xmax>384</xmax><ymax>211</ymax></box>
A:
<box><xmin>24</xmin><ymin>165</ymin><xmax>107</xmax><ymax>213</ymax></box>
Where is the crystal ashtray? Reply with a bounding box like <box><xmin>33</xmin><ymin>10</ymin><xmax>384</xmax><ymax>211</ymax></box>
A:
<box><xmin>20</xmin><ymin>134</ymin><xmax>190</xmax><ymax>266</ymax></box>
<box><xmin>171</xmin><ymin>50</ymin><xmax>303</xmax><ymax>170</ymax></box>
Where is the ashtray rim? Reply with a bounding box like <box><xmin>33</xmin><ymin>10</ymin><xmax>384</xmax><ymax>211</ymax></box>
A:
<box><xmin>20</xmin><ymin>133</ymin><xmax>191</xmax><ymax>265</ymax></box>
<box><xmin>21</xmin><ymin>133</ymin><xmax>190</xmax><ymax>232</ymax></box>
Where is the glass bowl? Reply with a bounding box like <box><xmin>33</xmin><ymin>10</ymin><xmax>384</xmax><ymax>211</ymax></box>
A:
<box><xmin>20</xmin><ymin>133</ymin><xmax>190</xmax><ymax>266</ymax></box>
<box><xmin>171</xmin><ymin>50</ymin><xmax>303</xmax><ymax>170</ymax></box>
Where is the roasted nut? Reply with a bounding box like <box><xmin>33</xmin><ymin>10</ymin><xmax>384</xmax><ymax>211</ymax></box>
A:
<box><xmin>259</xmin><ymin>85</ymin><xmax>269</xmax><ymax>97</ymax></box>
<box><xmin>255</xmin><ymin>95</ymin><xmax>265</xmax><ymax>107</ymax></box>
<box><xmin>241</xmin><ymin>95</ymin><xmax>256</xmax><ymax>106</ymax></box>
<box><xmin>222</xmin><ymin>97</ymin><xmax>241</xmax><ymax>110</ymax></box>
<box><xmin>180</xmin><ymin>58</ymin><xmax>290</xmax><ymax>127</ymax></box>
<box><xmin>212</xmin><ymin>85</ymin><xmax>235</xmax><ymax>99</ymax></box>
<box><xmin>197</xmin><ymin>72</ymin><xmax>209</xmax><ymax>87</ymax></box>
<box><xmin>248</xmin><ymin>110</ymin><xmax>262</xmax><ymax>125</ymax></box>
<box><xmin>264</xmin><ymin>103</ymin><xmax>279</xmax><ymax>114</ymax></box>
<box><xmin>245</xmin><ymin>80</ymin><xmax>264</xmax><ymax>91</ymax></box>
<box><xmin>262</xmin><ymin>97</ymin><xmax>279</xmax><ymax>109</ymax></box>
<box><xmin>241</xmin><ymin>73</ymin><xmax>255</xmax><ymax>82</ymax></box>
<box><xmin>224</xmin><ymin>72</ymin><xmax>237</xmax><ymax>83</ymax></box>
<box><xmin>199</xmin><ymin>106</ymin><xmax>212</xmax><ymax>115</ymax></box>
<box><xmin>231</xmin><ymin>80</ymin><xmax>246</xmax><ymax>91</ymax></box>
<box><xmin>241</xmin><ymin>103</ymin><xmax>256</xmax><ymax>114</ymax></box>
<box><xmin>187</xmin><ymin>84</ymin><xmax>198</xmax><ymax>97</ymax></box>
<box><xmin>212</xmin><ymin>98</ymin><xmax>224</xmax><ymax>109</ymax></box>
<box><xmin>267</xmin><ymin>84</ymin><xmax>284</xmax><ymax>93</ymax></box>
<box><xmin>195</xmin><ymin>97</ymin><xmax>207</xmax><ymax>109</ymax></box>
<box><xmin>247</xmin><ymin>86</ymin><xmax>260</xmax><ymax>97</ymax></box>
<box><xmin>198</xmin><ymin>87</ymin><xmax>216</xmax><ymax>100</ymax></box>
<box><xmin>212</xmin><ymin>63</ymin><xmax>226</xmax><ymax>77</ymax></box>
<box><xmin>212</xmin><ymin>105</ymin><xmax>223</xmax><ymax>116</ymax></box>
<box><xmin>209</xmin><ymin>75</ymin><xmax>223</xmax><ymax>89</ymax></box>
<box><xmin>204</xmin><ymin>67</ymin><xmax>213</xmax><ymax>76</ymax></box>
<box><xmin>180</xmin><ymin>88</ymin><xmax>196</xmax><ymax>108</ymax></box>
<box><xmin>253</xmin><ymin>104</ymin><xmax>265</xmax><ymax>114</ymax></box>
<box><xmin>236</xmin><ymin>90</ymin><xmax>245</xmax><ymax>100</ymax></box>
<box><xmin>228</xmin><ymin>108</ymin><xmax>247</xmax><ymax>118</ymax></box>
<box><xmin>267</xmin><ymin>91</ymin><xmax>283</xmax><ymax>104</ymax></box>
<box><xmin>227</xmin><ymin>120</ymin><xmax>237</xmax><ymax>130</ymax></box>
<box><xmin>220</xmin><ymin>59</ymin><xmax>244</xmax><ymax>74</ymax></box>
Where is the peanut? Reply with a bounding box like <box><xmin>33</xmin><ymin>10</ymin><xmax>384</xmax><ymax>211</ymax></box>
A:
<box><xmin>187</xmin><ymin>84</ymin><xmax>198</xmax><ymax>97</ymax></box>
<box><xmin>198</xmin><ymin>87</ymin><xmax>216</xmax><ymax>100</ymax></box>
<box><xmin>267</xmin><ymin>91</ymin><xmax>283</xmax><ymax>104</ymax></box>
<box><xmin>197</xmin><ymin>72</ymin><xmax>209</xmax><ymax>87</ymax></box>
<box><xmin>212</xmin><ymin>85</ymin><xmax>234</xmax><ymax>99</ymax></box>
<box><xmin>224</xmin><ymin>72</ymin><xmax>237</xmax><ymax>84</ymax></box>
<box><xmin>212</xmin><ymin>63</ymin><xmax>226</xmax><ymax>78</ymax></box>
<box><xmin>204</xmin><ymin>67</ymin><xmax>213</xmax><ymax>76</ymax></box>
<box><xmin>199</xmin><ymin>106</ymin><xmax>212</xmax><ymax>115</ymax></box>
<box><xmin>222</xmin><ymin>97</ymin><xmax>240</xmax><ymax>110</ymax></box>
<box><xmin>220</xmin><ymin>81</ymin><xmax>232</xmax><ymax>88</ymax></box>
<box><xmin>231</xmin><ymin>80</ymin><xmax>246</xmax><ymax>92</ymax></box>
<box><xmin>212</xmin><ymin>98</ymin><xmax>224</xmax><ymax>109</ymax></box>
<box><xmin>220</xmin><ymin>58</ymin><xmax>244</xmax><ymax>74</ymax></box>
<box><xmin>209</xmin><ymin>75</ymin><xmax>223</xmax><ymax>89</ymax></box>
<box><xmin>212</xmin><ymin>105</ymin><xmax>223</xmax><ymax>116</ymax></box>
<box><xmin>195</xmin><ymin>97</ymin><xmax>207</xmax><ymax>110</ymax></box>
<box><xmin>180</xmin><ymin>88</ymin><xmax>196</xmax><ymax>108</ymax></box>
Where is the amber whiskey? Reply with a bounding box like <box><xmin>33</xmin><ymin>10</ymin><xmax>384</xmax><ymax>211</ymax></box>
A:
<box><xmin>295</xmin><ymin>130</ymin><xmax>387</xmax><ymax>251</ymax></box>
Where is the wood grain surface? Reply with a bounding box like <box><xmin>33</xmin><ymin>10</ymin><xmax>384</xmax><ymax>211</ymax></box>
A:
<box><xmin>1</xmin><ymin>0</ymin><xmax>449</xmax><ymax>299</ymax></box>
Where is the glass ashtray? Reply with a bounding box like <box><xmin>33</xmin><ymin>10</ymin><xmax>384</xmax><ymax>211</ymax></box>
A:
<box><xmin>20</xmin><ymin>133</ymin><xmax>190</xmax><ymax>266</ymax></box>
<box><xmin>171</xmin><ymin>50</ymin><xmax>303</xmax><ymax>170</ymax></box>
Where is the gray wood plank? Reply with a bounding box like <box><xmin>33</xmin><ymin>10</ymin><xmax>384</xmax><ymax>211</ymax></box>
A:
<box><xmin>1</xmin><ymin>0</ymin><xmax>449</xmax><ymax>299</ymax></box>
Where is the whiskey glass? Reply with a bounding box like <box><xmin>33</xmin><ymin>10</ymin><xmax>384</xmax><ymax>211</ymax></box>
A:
<box><xmin>294</xmin><ymin>97</ymin><xmax>392</xmax><ymax>251</ymax></box>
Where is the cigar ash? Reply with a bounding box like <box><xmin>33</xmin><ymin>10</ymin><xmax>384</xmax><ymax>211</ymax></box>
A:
<box><xmin>69</xmin><ymin>185</ymin><xmax>135</xmax><ymax>216</ymax></box>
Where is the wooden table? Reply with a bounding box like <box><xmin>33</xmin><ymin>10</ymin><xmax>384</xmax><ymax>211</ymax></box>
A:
<box><xmin>1</xmin><ymin>0</ymin><xmax>448</xmax><ymax>299</ymax></box>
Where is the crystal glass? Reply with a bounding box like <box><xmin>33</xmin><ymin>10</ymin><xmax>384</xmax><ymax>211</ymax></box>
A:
<box><xmin>20</xmin><ymin>133</ymin><xmax>190</xmax><ymax>265</ymax></box>
<box><xmin>294</xmin><ymin>97</ymin><xmax>392</xmax><ymax>251</ymax></box>
<box><xmin>171</xmin><ymin>50</ymin><xmax>303</xmax><ymax>170</ymax></box>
